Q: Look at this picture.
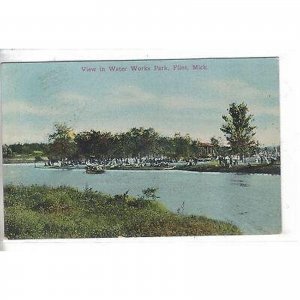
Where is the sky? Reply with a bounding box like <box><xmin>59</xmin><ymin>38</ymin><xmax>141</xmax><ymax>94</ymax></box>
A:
<box><xmin>1</xmin><ymin>58</ymin><xmax>280</xmax><ymax>146</ymax></box>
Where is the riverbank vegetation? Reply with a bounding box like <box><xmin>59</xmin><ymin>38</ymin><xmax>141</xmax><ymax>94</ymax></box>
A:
<box><xmin>2</xmin><ymin>103</ymin><xmax>280</xmax><ymax>173</ymax></box>
<box><xmin>2</xmin><ymin>124</ymin><xmax>279</xmax><ymax>165</ymax></box>
<box><xmin>176</xmin><ymin>163</ymin><xmax>280</xmax><ymax>175</ymax></box>
<box><xmin>4</xmin><ymin>185</ymin><xmax>241</xmax><ymax>239</ymax></box>
<box><xmin>3</xmin><ymin>125</ymin><xmax>216</xmax><ymax>162</ymax></box>
<box><xmin>2</xmin><ymin>103</ymin><xmax>260</xmax><ymax>161</ymax></box>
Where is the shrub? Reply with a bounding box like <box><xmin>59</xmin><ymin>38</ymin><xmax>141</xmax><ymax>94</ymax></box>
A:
<box><xmin>3</xmin><ymin>185</ymin><xmax>241</xmax><ymax>239</ymax></box>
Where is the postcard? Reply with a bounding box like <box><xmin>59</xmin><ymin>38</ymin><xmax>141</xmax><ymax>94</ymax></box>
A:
<box><xmin>0</xmin><ymin>57</ymin><xmax>281</xmax><ymax>239</ymax></box>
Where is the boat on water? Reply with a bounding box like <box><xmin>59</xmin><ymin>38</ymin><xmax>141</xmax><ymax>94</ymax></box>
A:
<box><xmin>163</xmin><ymin>166</ymin><xmax>175</xmax><ymax>170</ymax></box>
<box><xmin>85</xmin><ymin>165</ymin><xmax>105</xmax><ymax>174</ymax></box>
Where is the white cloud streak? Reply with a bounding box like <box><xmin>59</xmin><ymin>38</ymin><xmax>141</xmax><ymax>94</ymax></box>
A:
<box><xmin>2</xmin><ymin>80</ymin><xmax>280</xmax><ymax>145</ymax></box>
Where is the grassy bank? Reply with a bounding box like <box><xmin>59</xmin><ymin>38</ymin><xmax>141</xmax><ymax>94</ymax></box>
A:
<box><xmin>3</xmin><ymin>157</ymin><xmax>37</xmax><ymax>164</ymax></box>
<box><xmin>176</xmin><ymin>163</ymin><xmax>280</xmax><ymax>175</ymax></box>
<box><xmin>4</xmin><ymin>185</ymin><xmax>241</xmax><ymax>239</ymax></box>
<box><xmin>3</xmin><ymin>155</ymin><xmax>47</xmax><ymax>164</ymax></box>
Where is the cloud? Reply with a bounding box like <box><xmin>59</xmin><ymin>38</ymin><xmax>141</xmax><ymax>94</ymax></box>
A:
<box><xmin>250</xmin><ymin>105</ymin><xmax>280</xmax><ymax>117</ymax></box>
<box><xmin>2</xmin><ymin>122</ymin><xmax>50</xmax><ymax>144</ymax></box>
<box><xmin>205</xmin><ymin>79</ymin><xmax>278</xmax><ymax>101</ymax></box>
<box><xmin>2</xmin><ymin>100</ymin><xmax>59</xmax><ymax>117</ymax></box>
<box><xmin>107</xmin><ymin>85</ymin><xmax>215</xmax><ymax>111</ymax></box>
<box><xmin>2</xmin><ymin>82</ymin><xmax>280</xmax><ymax>145</ymax></box>
<box><xmin>189</xmin><ymin>79</ymin><xmax>280</xmax><ymax>120</ymax></box>
<box><xmin>56</xmin><ymin>91</ymin><xmax>92</xmax><ymax>105</ymax></box>
<box><xmin>108</xmin><ymin>85</ymin><xmax>155</xmax><ymax>106</ymax></box>
<box><xmin>256</xmin><ymin>127</ymin><xmax>280</xmax><ymax>146</ymax></box>
<box><xmin>50</xmin><ymin>83</ymin><xmax>279</xmax><ymax>120</ymax></box>
<box><xmin>2</xmin><ymin>92</ymin><xmax>97</xmax><ymax>121</ymax></box>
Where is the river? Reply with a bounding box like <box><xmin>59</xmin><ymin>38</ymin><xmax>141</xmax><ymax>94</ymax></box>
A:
<box><xmin>2</xmin><ymin>163</ymin><xmax>281</xmax><ymax>235</ymax></box>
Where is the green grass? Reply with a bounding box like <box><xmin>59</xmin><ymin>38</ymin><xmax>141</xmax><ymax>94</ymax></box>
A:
<box><xmin>4</xmin><ymin>185</ymin><xmax>241</xmax><ymax>239</ymax></box>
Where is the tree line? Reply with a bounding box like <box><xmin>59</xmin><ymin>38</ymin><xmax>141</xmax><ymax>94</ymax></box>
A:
<box><xmin>3</xmin><ymin>102</ymin><xmax>261</xmax><ymax>161</ymax></box>
<box><xmin>48</xmin><ymin>125</ymin><xmax>214</xmax><ymax>161</ymax></box>
<box><xmin>3</xmin><ymin>126</ymin><xmax>214</xmax><ymax>160</ymax></box>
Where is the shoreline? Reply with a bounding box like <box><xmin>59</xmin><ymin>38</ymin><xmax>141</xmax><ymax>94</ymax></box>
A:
<box><xmin>4</xmin><ymin>184</ymin><xmax>241</xmax><ymax>239</ymax></box>
<box><xmin>109</xmin><ymin>164</ymin><xmax>280</xmax><ymax>175</ymax></box>
<box><xmin>175</xmin><ymin>164</ymin><xmax>280</xmax><ymax>175</ymax></box>
<box><xmin>3</xmin><ymin>160</ymin><xmax>280</xmax><ymax>175</ymax></box>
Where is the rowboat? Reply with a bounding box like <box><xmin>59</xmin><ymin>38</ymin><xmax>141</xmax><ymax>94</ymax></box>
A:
<box><xmin>85</xmin><ymin>165</ymin><xmax>105</xmax><ymax>174</ymax></box>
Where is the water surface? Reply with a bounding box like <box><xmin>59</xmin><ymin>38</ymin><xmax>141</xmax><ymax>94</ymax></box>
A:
<box><xmin>2</xmin><ymin>163</ymin><xmax>281</xmax><ymax>234</ymax></box>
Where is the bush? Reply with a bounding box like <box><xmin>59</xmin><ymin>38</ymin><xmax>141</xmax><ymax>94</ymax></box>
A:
<box><xmin>3</xmin><ymin>185</ymin><xmax>241</xmax><ymax>239</ymax></box>
<box><xmin>5</xmin><ymin>205</ymin><xmax>45</xmax><ymax>239</ymax></box>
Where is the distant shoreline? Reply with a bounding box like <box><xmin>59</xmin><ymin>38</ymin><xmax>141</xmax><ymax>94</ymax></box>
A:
<box><xmin>175</xmin><ymin>164</ymin><xmax>280</xmax><ymax>175</ymax></box>
<box><xmin>3</xmin><ymin>159</ymin><xmax>280</xmax><ymax>175</ymax></box>
<box><xmin>3</xmin><ymin>158</ymin><xmax>37</xmax><ymax>164</ymax></box>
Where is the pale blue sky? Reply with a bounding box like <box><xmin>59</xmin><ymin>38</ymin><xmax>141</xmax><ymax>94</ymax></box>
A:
<box><xmin>1</xmin><ymin>58</ymin><xmax>280</xmax><ymax>146</ymax></box>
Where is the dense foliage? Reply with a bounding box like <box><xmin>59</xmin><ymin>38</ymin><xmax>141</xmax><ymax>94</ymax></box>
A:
<box><xmin>221</xmin><ymin>102</ymin><xmax>258</xmax><ymax>157</ymax></box>
<box><xmin>48</xmin><ymin>123</ymin><xmax>77</xmax><ymax>160</ymax></box>
<box><xmin>4</xmin><ymin>185</ymin><xmax>241</xmax><ymax>239</ymax></box>
<box><xmin>2</xmin><ymin>143</ymin><xmax>48</xmax><ymax>157</ymax></box>
<box><xmin>3</xmin><ymin>103</ymin><xmax>263</xmax><ymax>161</ymax></box>
<box><xmin>3</xmin><ymin>125</ymin><xmax>214</xmax><ymax>161</ymax></box>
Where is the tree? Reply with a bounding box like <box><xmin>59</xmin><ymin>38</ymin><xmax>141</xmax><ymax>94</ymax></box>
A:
<box><xmin>210</xmin><ymin>136</ymin><xmax>225</xmax><ymax>157</ymax></box>
<box><xmin>2</xmin><ymin>144</ymin><xmax>13</xmax><ymax>158</ymax></box>
<box><xmin>220</xmin><ymin>102</ymin><xmax>257</xmax><ymax>158</ymax></box>
<box><xmin>75</xmin><ymin>131</ymin><xmax>93</xmax><ymax>158</ymax></box>
<box><xmin>112</xmin><ymin>132</ymin><xmax>131</xmax><ymax>158</ymax></box>
<box><xmin>210</xmin><ymin>137</ymin><xmax>220</xmax><ymax>156</ymax></box>
<box><xmin>81</xmin><ymin>130</ymin><xmax>113</xmax><ymax>159</ymax></box>
<box><xmin>48</xmin><ymin>123</ymin><xmax>77</xmax><ymax>161</ymax></box>
<box><xmin>172</xmin><ymin>133</ymin><xmax>193</xmax><ymax>160</ymax></box>
<box><xmin>125</xmin><ymin>127</ymin><xmax>159</xmax><ymax>158</ymax></box>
